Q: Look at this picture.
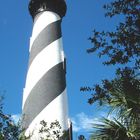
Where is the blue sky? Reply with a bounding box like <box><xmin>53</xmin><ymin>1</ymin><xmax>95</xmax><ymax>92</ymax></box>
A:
<box><xmin>0</xmin><ymin>0</ymin><xmax>120</xmax><ymax>139</ymax></box>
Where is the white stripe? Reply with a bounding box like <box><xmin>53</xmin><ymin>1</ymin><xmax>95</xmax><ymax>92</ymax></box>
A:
<box><xmin>22</xmin><ymin>38</ymin><xmax>64</xmax><ymax>109</ymax></box>
<box><xmin>25</xmin><ymin>89</ymin><xmax>69</xmax><ymax>139</ymax></box>
<box><xmin>30</xmin><ymin>11</ymin><xmax>60</xmax><ymax>51</ymax></box>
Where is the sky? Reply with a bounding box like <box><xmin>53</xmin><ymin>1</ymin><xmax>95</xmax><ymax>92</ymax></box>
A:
<box><xmin>0</xmin><ymin>0</ymin><xmax>121</xmax><ymax>139</ymax></box>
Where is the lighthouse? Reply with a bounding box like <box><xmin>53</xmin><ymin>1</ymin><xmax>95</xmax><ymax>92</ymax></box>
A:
<box><xmin>22</xmin><ymin>0</ymin><xmax>71</xmax><ymax>139</ymax></box>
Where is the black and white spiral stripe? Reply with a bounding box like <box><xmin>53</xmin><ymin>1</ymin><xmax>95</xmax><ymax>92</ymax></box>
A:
<box><xmin>22</xmin><ymin>11</ymin><xmax>69</xmax><ymax>136</ymax></box>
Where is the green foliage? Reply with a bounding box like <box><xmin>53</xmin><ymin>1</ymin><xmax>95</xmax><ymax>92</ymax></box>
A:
<box><xmin>87</xmin><ymin>0</ymin><xmax>140</xmax><ymax>68</ymax></box>
<box><xmin>81</xmin><ymin>68</ymin><xmax>140</xmax><ymax>122</ymax></box>
<box><xmin>91</xmin><ymin>118</ymin><xmax>140</xmax><ymax>140</ymax></box>
<box><xmin>0</xmin><ymin>97</ymin><xmax>68</xmax><ymax>140</ymax></box>
<box><xmin>0</xmin><ymin>96</ymin><xmax>21</xmax><ymax>140</ymax></box>
<box><xmin>81</xmin><ymin>0</ymin><xmax>140</xmax><ymax>139</ymax></box>
<box><xmin>81</xmin><ymin>67</ymin><xmax>140</xmax><ymax>139</ymax></box>
<box><xmin>39</xmin><ymin>120</ymin><xmax>69</xmax><ymax>140</ymax></box>
<box><xmin>78</xmin><ymin>135</ymin><xmax>86</xmax><ymax>140</ymax></box>
<box><xmin>19</xmin><ymin>120</ymin><xmax>69</xmax><ymax>140</ymax></box>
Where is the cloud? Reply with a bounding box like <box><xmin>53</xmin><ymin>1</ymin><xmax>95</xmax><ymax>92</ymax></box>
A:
<box><xmin>71</xmin><ymin>111</ymin><xmax>114</xmax><ymax>132</ymax></box>
<box><xmin>11</xmin><ymin>114</ymin><xmax>21</xmax><ymax>124</ymax></box>
<box><xmin>71</xmin><ymin>112</ymin><xmax>99</xmax><ymax>132</ymax></box>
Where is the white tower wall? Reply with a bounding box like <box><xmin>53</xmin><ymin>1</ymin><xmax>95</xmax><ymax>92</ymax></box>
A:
<box><xmin>22</xmin><ymin>0</ymin><xmax>72</xmax><ymax>139</ymax></box>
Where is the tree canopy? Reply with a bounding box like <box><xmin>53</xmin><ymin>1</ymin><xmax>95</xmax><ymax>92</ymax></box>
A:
<box><xmin>81</xmin><ymin>0</ymin><xmax>140</xmax><ymax>139</ymax></box>
<box><xmin>87</xmin><ymin>0</ymin><xmax>140</xmax><ymax>69</ymax></box>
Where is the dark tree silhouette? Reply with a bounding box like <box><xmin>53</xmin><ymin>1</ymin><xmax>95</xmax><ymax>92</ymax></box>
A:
<box><xmin>81</xmin><ymin>0</ymin><xmax>140</xmax><ymax>139</ymax></box>
<box><xmin>0</xmin><ymin>98</ymin><xmax>68</xmax><ymax>140</ymax></box>
<box><xmin>87</xmin><ymin>0</ymin><xmax>140</xmax><ymax>69</ymax></box>
<box><xmin>0</xmin><ymin>96</ymin><xmax>20</xmax><ymax>140</ymax></box>
<box><xmin>78</xmin><ymin>135</ymin><xmax>86</xmax><ymax>140</ymax></box>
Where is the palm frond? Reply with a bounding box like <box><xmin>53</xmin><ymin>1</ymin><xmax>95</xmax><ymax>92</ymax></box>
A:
<box><xmin>90</xmin><ymin>118</ymin><xmax>139</xmax><ymax>140</ymax></box>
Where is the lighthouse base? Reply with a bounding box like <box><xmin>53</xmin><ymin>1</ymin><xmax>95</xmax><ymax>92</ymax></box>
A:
<box><xmin>23</xmin><ymin>119</ymin><xmax>72</xmax><ymax>140</ymax></box>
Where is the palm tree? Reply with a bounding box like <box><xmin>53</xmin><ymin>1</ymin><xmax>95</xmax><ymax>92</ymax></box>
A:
<box><xmin>80</xmin><ymin>0</ymin><xmax>140</xmax><ymax>138</ymax></box>
<box><xmin>81</xmin><ymin>68</ymin><xmax>140</xmax><ymax>139</ymax></box>
<box><xmin>90</xmin><ymin>118</ymin><xmax>140</xmax><ymax>140</ymax></box>
<box><xmin>82</xmin><ymin>68</ymin><xmax>140</xmax><ymax>122</ymax></box>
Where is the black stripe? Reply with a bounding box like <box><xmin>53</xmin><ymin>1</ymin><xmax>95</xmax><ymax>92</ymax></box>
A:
<box><xmin>29</xmin><ymin>20</ymin><xmax>62</xmax><ymax>67</ymax></box>
<box><xmin>22</xmin><ymin>62</ymin><xmax>66</xmax><ymax>129</ymax></box>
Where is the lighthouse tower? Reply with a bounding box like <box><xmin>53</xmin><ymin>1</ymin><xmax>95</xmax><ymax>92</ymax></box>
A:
<box><xmin>22</xmin><ymin>0</ymin><xmax>71</xmax><ymax>139</ymax></box>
